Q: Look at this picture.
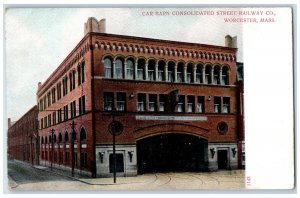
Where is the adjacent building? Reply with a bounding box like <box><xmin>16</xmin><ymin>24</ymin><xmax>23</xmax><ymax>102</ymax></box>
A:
<box><xmin>7</xmin><ymin>106</ymin><xmax>39</xmax><ymax>165</ymax></box>
<box><xmin>36</xmin><ymin>17</ymin><xmax>244</xmax><ymax>177</ymax></box>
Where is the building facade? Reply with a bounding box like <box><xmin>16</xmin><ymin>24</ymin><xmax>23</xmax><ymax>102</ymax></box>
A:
<box><xmin>37</xmin><ymin>17</ymin><xmax>244</xmax><ymax>177</ymax></box>
<box><xmin>7</xmin><ymin>106</ymin><xmax>39</xmax><ymax>165</ymax></box>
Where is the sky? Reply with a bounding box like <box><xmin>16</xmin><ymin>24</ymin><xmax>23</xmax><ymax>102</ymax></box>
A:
<box><xmin>5</xmin><ymin>7</ymin><xmax>243</xmax><ymax>121</ymax></box>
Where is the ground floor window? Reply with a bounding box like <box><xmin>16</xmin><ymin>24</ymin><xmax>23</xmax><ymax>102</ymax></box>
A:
<box><xmin>109</xmin><ymin>153</ymin><xmax>124</xmax><ymax>173</ymax></box>
<box><xmin>80</xmin><ymin>153</ymin><xmax>88</xmax><ymax>168</ymax></box>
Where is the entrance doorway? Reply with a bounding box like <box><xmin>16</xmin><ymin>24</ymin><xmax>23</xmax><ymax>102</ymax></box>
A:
<box><xmin>109</xmin><ymin>153</ymin><xmax>124</xmax><ymax>173</ymax></box>
<box><xmin>217</xmin><ymin>150</ymin><xmax>228</xmax><ymax>169</ymax></box>
<box><xmin>137</xmin><ymin>133</ymin><xmax>208</xmax><ymax>174</ymax></box>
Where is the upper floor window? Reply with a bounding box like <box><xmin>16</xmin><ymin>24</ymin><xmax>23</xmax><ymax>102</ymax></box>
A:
<box><xmin>57</xmin><ymin>82</ymin><xmax>62</xmax><ymax>100</ymax></box>
<box><xmin>126</xmin><ymin>59</ymin><xmax>134</xmax><ymax>79</ymax></box>
<box><xmin>205</xmin><ymin>66</ymin><xmax>212</xmax><ymax>84</ymax></box>
<box><xmin>51</xmin><ymin>88</ymin><xmax>56</xmax><ymax>103</ymax></box>
<box><xmin>115</xmin><ymin>59</ymin><xmax>124</xmax><ymax>79</ymax></box>
<box><xmin>79</xmin><ymin>95</ymin><xmax>86</xmax><ymax>115</ymax></box>
<box><xmin>222</xmin><ymin>67</ymin><xmax>229</xmax><ymax>85</ymax></box>
<box><xmin>62</xmin><ymin>77</ymin><xmax>68</xmax><ymax>96</ymax></box>
<box><xmin>43</xmin><ymin>96</ymin><xmax>46</xmax><ymax>110</ymax></box>
<box><xmin>63</xmin><ymin>105</ymin><xmax>69</xmax><ymax>121</ymax></box>
<box><xmin>70</xmin><ymin>100</ymin><xmax>76</xmax><ymax>118</ymax></box>
<box><xmin>197</xmin><ymin>96</ymin><xmax>205</xmax><ymax>113</ymax></box>
<box><xmin>116</xmin><ymin>92</ymin><xmax>126</xmax><ymax>111</ymax></box>
<box><xmin>78</xmin><ymin>61</ymin><xmax>85</xmax><ymax>85</ymax></box>
<box><xmin>223</xmin><ymin>97</ymin><xmax>230</xmax><ymax>113</ymax></box>
<box><xmin>159</xmin><ymin>94</ymin><xmax>166</xmax><ymax>112</ymax></box>
<box><xmin>137</xmin><ymin>93</ymin><xmax>146</xmax><ymax>112</ymax></box>
<box><xmin>158</xmin><ymin>61</ymin><xmax>165</xmax><ymax>81</ymax></box>
<box><xmin>148</xmin><ymin>60</ymin><xmax>156</xmax><ymax>81</ymax></box>
<box><xmin>137</xmin><ymin>59</ymin><xmax>145</xmax><ymax>80</ymax></box>
<box><xmin>104</xmin><ymin>92</ymin><xmax>113</xmax><ymax>111</ymax></box>
<box><xmin>149</xmin><ymin>94</ymin><xmax>157</xmax><ymax>112</ymax></box>
<box><xmin>177</xmin><ymin>95</ymin><xmax>185</xmax><ymax>112</ymax></box>
<box><xmin>214</xmin><ymin>97</ymin><xmax>221</xmax><ymax>113</ymax></box>
<box><xmin>47</xmin><ymin>92</ymin><xmax>51</xmax><ymax>107</ymax></box>
<box><xmin>195</xmin><ymin>65</ymin><xmax>202</xmax><ymax>83</ymax></box>
<box><xmin>52</xmin><ymin>111</ymin><xmax>56</xmax><ymax>125</ymax></box>
<box><xmin>177</xmin><ymin>63</ymin><xmax>184</xmax><ymax>83</ymax></box>
<box><xmin>167</xmin><ymin>62</ymin><xmax>175</xmax><ymax>82</ymax></box>
<box><xmin>104</xmin><ymin>57</ymin><xmax>113</xmax><ymax>78</ymax></box>
<box><xmin>69</xmin><ymin>70</ymin><xmax>76</xmax><ymax>91</ymax></box>
<box><xmin>187</xmin><ymin>95</ymin><xmax>195</xmax><ymax>113</ymax></box>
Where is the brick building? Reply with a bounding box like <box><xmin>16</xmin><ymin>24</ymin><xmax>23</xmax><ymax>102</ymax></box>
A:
<box><xmin>7</xmin><ymin>106</ymin><xmax>39</xmax><ymax>165</ymax></box>
<box><xmin>37</xmin><ymin>17</ymin><xmax>244</xmax><ymax>177</ymax></box>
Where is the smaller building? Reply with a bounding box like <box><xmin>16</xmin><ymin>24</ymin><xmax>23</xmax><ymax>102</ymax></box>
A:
<box><xmin>7</xmin><ymin>106</ymin><xmax>39</xmax><ymax>165</ymax></box>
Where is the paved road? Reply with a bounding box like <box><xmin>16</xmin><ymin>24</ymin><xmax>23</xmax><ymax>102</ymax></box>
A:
<box><xmin>7</xmin><ymin>160</ymin><xmax>245</xmax><ymax>191</ymax></box>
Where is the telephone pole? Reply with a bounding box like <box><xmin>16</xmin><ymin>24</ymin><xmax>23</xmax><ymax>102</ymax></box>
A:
<box><xmin>70</xmin><ymin>120</ymin><xmax>77</xmax><ymax>177</ymax></box>
<box><xmin>49</xmin><ymin>129</ymin><xmax>55</xmax><ymax>171</ymax></box>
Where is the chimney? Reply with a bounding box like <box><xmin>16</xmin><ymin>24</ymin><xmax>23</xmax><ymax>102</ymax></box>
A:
<box><xmin>38</xmin><ymin>82</ymin><xmax>42</xmax><ymax>90</ymax></box>
<box><xmin>8</xmin><ymin>118</ymin><xmax>11</xmax><ymax>129</ymax></box>
<box><xmin>225</xmin><ymin>35</ymin><xmax>237</xmax><ymax>48</ymax></box>
<box><xmin>84</xmin><ymin>17</ymin><xmax>106</xmax><ymax>35</ymax></box>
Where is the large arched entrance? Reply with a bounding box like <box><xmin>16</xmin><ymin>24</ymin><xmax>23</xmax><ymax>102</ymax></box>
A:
<box><xmin>137</xmin><ymin>133</ymin><xmax>208</xmax><ymax>174</ymax></box>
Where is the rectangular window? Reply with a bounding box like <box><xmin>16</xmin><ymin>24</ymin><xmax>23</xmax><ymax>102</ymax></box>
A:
<box><xmin>148</xmin><ymin>94</ymin><xmax>157</xmax><ymax>112</ymax></box>
<box><xmin>47</xmin><ymin>92</ymin><xmax>51</xmax><ymax>107</ymax></box>
<box><xmin>223</xmin><ymin>97</ymin><xmax>230</xmax><ymax>113</ymax></box>
<box><xmin>197</xmin><ymin>96</ymin><xmax>205</xmax><ymax>113</ymax></box>
<box><xmin>43</xmin><ymin>96</ymin><xmax>46</xmax><ymax>109</ymax></box>
<box><xmin>159</xmin><ymin>94</ymin><xmax>166</xmax><ymax>112</ymax></box>
<box><xmin>52</xmin><ymin>112</ymin><xmax>56</xmax><ymax>125</ymax></box>
<box><xmin>63</xmin><ymin>77</ymin><xmax>68</xmax><ymax>96</ymax></box>
<box><xmin>104</xmin><ymin>92</ymin><xmax>114</xmax><ymax>111</ymax></box>
<box><xmin>64</xmin><ymin>105</ymin><xmax>69</xmax><ymax>120</ymax></box>
<box><xmin>70</xmin><ymin>100</ymin><xmax>76</xmax><ymax>118</ymax></box>
<box><xmin>79</xmin><ymin>95</ymin><xmax>86</xmax><ymax>115</ymax></box>
<box><xmin>137</xmin><ymin>93</ymin><xmax>146</xmax><ymax>112</ymax></box>
<box><xmin>52</xmin><ymin>88</ymin><xmax>56</xmax><ymax>103</ymax></box>
<box><xmin>214</xmin><ymin>97</ymin><xmax>221</xmax><ymax>113</ymax></box>
<box><xmin>187</xmin><ymin>96</ymin><xmax>195</xmax><ymax>113</ymax></box>
<box><xmin>116</xmin><ymin>92</ymin><xmax>126</xmax><ymax>111</ymax></box>
<box><xmin>177</xmin><ymin>95</ymin><xmax>185</xmax><ymax>112</ymax></box>
<box><xmin>57</xmin><ymin>83</ymin><xmax>62</xmax><ymax>100</ymax></box>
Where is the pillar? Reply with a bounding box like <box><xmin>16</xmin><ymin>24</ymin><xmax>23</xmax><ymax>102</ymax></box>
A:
<box><xmin>145</xmin><ymin>62</ymin><xmax>148</xmax><ymax>80</ymax></box>
<box><xmin>155</xmin><ymin>62</ymin><xmax>158</xmax><ymax>81</ymax></box>
<box><xmin>219</xmin><ymin>68</ymin><xmax>222</xmax><ymax>85</ymax></box>
<box><xmin>193</xmin><ymin>65</ymin><xmax>197</xmax><ymax>83</ymax></box>
<box><xmin>112</xmin><ymin>60</ymin><xmax>116</xmax><ymax>79</ymax></box>
<box><xmin>183</xmin><ymin>64</ymin><xmax>187</xmax><ymax>83</ymax></box>
<box><xmin>174</xmin><ymin>63</ymin><xmax>178</xmax><ymax>82</ymax></box>
<box><xmin>134</xmin><ymin>61</ymin><xmax>138</xmax><ymax>80</ymax></box>
<box><xmin>164</xmin><ymin>64</ymin><xmax>168</xmax><ymax>82</ymax></box>
<box><xmin>202</xmin><ymin>67</ymin><xmax>205</xmax><ymax>84</ymax></box>
<box><xmin>211</xmin><ymin>67</ymin><xmax>214</xmax><ymax>84</ymax></box>
<box><xmin>124</xmin><ymin>62</ymin><xmax>127</xmax><ymax>79</ymax></box>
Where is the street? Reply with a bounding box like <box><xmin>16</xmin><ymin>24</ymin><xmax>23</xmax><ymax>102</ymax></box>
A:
<box><xmin>7</xmin><ymin>160</ymin><xmax>245</xmax><ymax>191</ymax></box>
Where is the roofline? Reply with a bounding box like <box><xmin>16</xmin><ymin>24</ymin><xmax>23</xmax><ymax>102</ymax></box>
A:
<box><xmin>90</xmin><ymin>32</ymin><xmax>238</xmax><ymax>51</ymax></box>
<box><xmin>8</xmin><ymin>105</ymin><xmax>37</xmax><ymax>129</ymax></box>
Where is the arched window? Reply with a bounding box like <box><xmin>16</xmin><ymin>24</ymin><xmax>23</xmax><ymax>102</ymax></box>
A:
<box><xmin>158</xmin><ymin>60</ymin><xmax>165</xmax><ymax>81</ymax></box>
<box><xmin>45</xmin><ymin>136</ymin><xmax>48</xmax><ymax>144</ymax></box>
<box><xmin>126</xmin><ymin>59</ymin><xmax>134</xmax><ymax>79</ymax></box>
<box><xmin>205</xmin><ymin>66</ymin><xmax>212</xmax><ymax>84</ymax></box>
<box><xmin>41</xmin><ymin>137</ymin><xmax>44</xmax><ymax>144</ymax></box>
<box><xmin>148</xmin><ymin>60</ymin><xmax>156</xmax><ymax>81</ymax></box>
<box><xmin>213</xmin><ymin>66</ymin><xmax>221</xmax><ymax>85</ymax></box>
<box><xmin>187</xmin><ymin>63</ymin><xmax>194</xmax><ymax>83</ymax></box>
<box><xmin>167</xmin><ymin>62</ymin><xmax>175</xmax><ymax>82</ymax></box>
<box><xmin>195</xmin><ymin>64</ymin><xmax>202</xmax><ymax>83</ymax></box>
<box><xmin>115</xmin><ymin>58</ymin><xmax>124</xmax><ymax>79</ymax></box>
<box><xmin>137</xmin><ymin>59</ymin><xmax>145</xmax><ymax>80</ymax></box>
<box><xmin>72</xmin><ymin>132</ymin><xmax>77</xmax><ymax>141</ymax></box>
<box><xmin>59</xmin><ymin>133</ymin><xmax>62</xmax><ymax>143</ymax></box>
<box><xmin>104</xmin><ymin>57</ymin><xmax>113</xmax><ymax>78</ymax></box>
<box><xmin>77</xmin><ymin>61</ymin><xmax>85</xmax><ymax>85</ymax></box>
<box><xmin>80</xmin><ymin>128</ymin><xmax>87</xmax><ymax>141</ymax></box>
<box><xmin>65</xmin><ymin>131</ymin><xmax>69</xmax><ymax>142</ymax></box>
<box><xmin>222</xmin><ymin>66</ymin><xmax>230</xmax><ymax>85</ymax></box>
<box><xmin>177</xmin><ymin>62</ymin><xmax>184</xmax><ymax>82</ymax></box>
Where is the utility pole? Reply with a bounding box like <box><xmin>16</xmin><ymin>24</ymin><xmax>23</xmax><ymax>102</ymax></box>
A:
<box><xmin>49</xmin><ymin>129</ymin><xmax>55</xmax><ymax>171</ymax></box>
<box><xmin>70</xmin><ymin>120</ymin><xmax>77</xmax><ymax>177</ymax></box>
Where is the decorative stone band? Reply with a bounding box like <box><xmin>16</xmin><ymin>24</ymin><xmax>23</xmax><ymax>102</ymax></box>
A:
<box><xmin>135</xmin><ymin>115</ymin><xmax>207</xmax><ymax>121</ymax></box>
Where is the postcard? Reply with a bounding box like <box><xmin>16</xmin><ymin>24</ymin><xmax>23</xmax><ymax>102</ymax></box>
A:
<box><xmin>3</xmin><ymin>6</ymin><xmax>294</xmax><ymax>192</ymax></box>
